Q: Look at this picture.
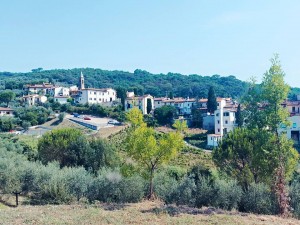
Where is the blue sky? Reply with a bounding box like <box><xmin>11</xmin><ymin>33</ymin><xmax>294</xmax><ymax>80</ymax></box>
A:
<box><xmin>1</xmin><ymin>1</ymin><xmax>299</xmax><ymax>86</ymax></box>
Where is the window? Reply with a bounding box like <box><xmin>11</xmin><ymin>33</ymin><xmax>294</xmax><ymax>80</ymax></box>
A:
<box><xmin>110</xmin><ymin>97</ymin><xmax>113</xmax><ymax>102</ymax></box>
<box><xmin>211</xmin><ymin>137</ymin><xmax>213</xmax><ymax>140</ymax></box>
<box><xmin>158</xmin><ymin>102</ymin><xmax>160</xmax><ymax>104</ymax></box>
<box><xmin>217</xmin><ymin>120</ymin><xmax>220</xmax><ymax>124</ymax></box>
<box><xmin>89</xmin><ymin>98</ymin><xmax>92</xmax><ymax>100</ymax></box>
<box><xmin>223</xmin><ymin>112</ymin><xmax>229</xmax><ymax>116</ymax></box>
<box><xmin>94</xmin><ymin>92</ymin><xmax>96</xmax><ymax>95</ymax></box>
<box><xmin>108</xmin><ymin>92</ymin><xmax>110</xmax><ymax>95</ymax></box>
<box><xmin>94</xmin><ymin>98</ymin><xmax>96</xmax><ymax>100</ymax></box>
<box><xmin>225</xmin><ymin>120</ymin><xmax>228</xmax><ymax>124</ymax></box>
<box><xmin>90</xmin><ymin>92</ymin><xmax>92</xmax><ymax>94</ymax></box>
<box><xmin>217</xmin><ymin>103</ymin><xmax>219</xmax><ymax>106</ymax></box>
<box><xmin>218</xmin><ymin>129</ymin><xmax>220</xmax><ymax>132</ymax></box>
<box><xmin>216</xmin><ymin>113</ymin><xmax>219</xmax><ymax>117</ymax></box>
<box><xmin>293</xmin><ymin>123</ymin><xmax>297</xmax><ymax>128</ymax></box>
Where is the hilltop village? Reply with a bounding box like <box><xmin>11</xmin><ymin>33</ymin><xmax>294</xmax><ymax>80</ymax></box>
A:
<box><xmin>0</xmin><ymin>71</ymin><xmax>300</xmax><ymax>149</ymax></box>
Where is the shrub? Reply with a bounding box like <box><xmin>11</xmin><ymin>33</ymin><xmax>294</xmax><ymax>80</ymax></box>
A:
<box><xmin>169</xmin><ymin>176</ymin><xmax>196</xmax><ymax>206</ymax></box>
<box><xmin>212</xmin><ymin>179</ymin><xmax>242</xmax><ymax>210</ymax></box>
<box><xmin>88</xmin><ymin>169</ymin><xmax>145</xmax><ymax>203</ymax></box>
<box><xmin>194</xmin><ymin>176</ymin><xmax>215</xmax><ymax>208</ymax></box>
<box><xmin>290</xmin><ymin>180</ymin><xmax>300</xmax><ymax>218</ymax></box>
<box><xmin>240</xmin><ymin>183</ymin><xmax>277</xmax><ymax>214</ymax></box>
<box><xmin>153</xmin><ymin>171</ymin><xmax>179</xmax><ymax>202</ymax></box>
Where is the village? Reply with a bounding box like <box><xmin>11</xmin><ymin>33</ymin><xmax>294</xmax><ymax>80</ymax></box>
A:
<box><xmin>0</xmin><ymin>71</ymin><xmax>299</xmax><ymax>150</ymax></box>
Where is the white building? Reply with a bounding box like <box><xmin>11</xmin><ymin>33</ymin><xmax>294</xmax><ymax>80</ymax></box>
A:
<box><xmin>54</xmin><ymin>96</ymin><xmax>70</xmax><ymax>104</ymax></box>
<box><xmin>207</xmin><ymin>98</ymin><xmax>238</xmax><ymax>147</ymax></box>
<box><xmin>279</xmin><ymin>116</ymin><xmax>300</xmax><ymax>144</ymax></box>
<box><xmin>49</xmin><ymin>87</ymin><xmax>70</xmax><ymax>97</ymax></box>
<box><xmin>74</xmin><ymin>72</ymin><xmax>117</xmax><ymax>105</ymax></box>
<box><xmin>125</xmin><ymin>92</ymin><xmax>154</xmax><ymax>115</ymax></box>
<box><xmin>0</xmin><ymin>107</ymin><xmax>14</xmax><ymax>116</ymax></box>
<box><xmin>23</xmin><ymin>94</ymin><xmax>48</xmax><ymax>106</ymax></box>
<box><xmin>154</xmin><ymin>97</ymin><xmax>196</xmax><ymax>115</ymax></box>
<box><xmin>25</xmin><ymin>83</ymin><xmax>54</xmax><ymax>95</ymax></box>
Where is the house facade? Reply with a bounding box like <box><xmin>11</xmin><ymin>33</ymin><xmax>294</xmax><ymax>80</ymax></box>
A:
<box><xmin>0</xmin><ymin>107</ymin><xmax>14</xmax><ymax>116</ymax></box>
<box><xmin>154</xmin><ymin>97</ymin><xmax>196</xmax><ymax>115</ymax></box>
<box><xmin>25</xmin><ymin>83</ymin><xmax>54</xmax><ymax>95</ymax></box>
<box><xmin>125</xmin><ymin>92</ymin><xmax>154</xmax><ymax>115</ymax></box>
<box><xmin>23</xmin><ymin>95</ymin><xmax>47</xmax><ymax>106</ymax></box>
<box><xmin>49</xmin><ymin>87</ymin><xmax>70</xmax><ymax>97</ymax></box>
<box><xmin>207</xmin><ymin>98</ymin><xmax>238</xmax><ymax>147</ymax></box>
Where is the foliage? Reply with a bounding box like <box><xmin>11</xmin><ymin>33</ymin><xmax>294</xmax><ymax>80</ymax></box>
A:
<box><xmin>14</xmin><ymin>106</ymin><xmax>51</xmax><ymax>126</ymax></box>
<box><xmin>207</xmin><ymin>86</ymin><xmax>217</xmax><ymax>114</ymax></box>
<box><xmin>0</xmin><ymin>91</ymin><xmax>16</xmax><ymax>106</ymax></box>
<box><xmin>235</xmin><ymin>104</ymin><xmax>243</xmax><ymax>127</ymax></box>
<box><xmin>58</xmin><ymin>112</ymin><xmax>65</xmax><ymax>122</ymax></box>
<box><xmin>87</xmin><ymin>169</ymin><xmax>145</xmax><ymax>203</ymax></box>
<box><xmin>125</xmin><ymin>108</ymin><xmax>144</xmax><ymax>128</ymax></box>
<box><xmin>0</xmin><ymin>117</ymin><xmax>16</xmax><ymax>132</ymax></box>
<box><xmin>38</xmin><ymin>128</ymin><xmax>89</xmax><ymax>167</ymax></box>
<box><xmin>0</xmin><ymin>68</ymin><xmax>248</xmax><ymax>100</ymax></box>
<box><xmin>146</xmin><ymin>98</ymin><xmax>152</xmax><ymax>114</ymax></box>
<box><xmin>213</xmin><ymin>128</ymin><xmax>274</xmax><ymax>188</ymax></box>
<box><xmin>172</xmin><ymin>120</ymin><xmax>188</xmax><ymax>134</ymax></box>
<box><xmin>126</xmin><ymin>109</ymin><xmax>184</xmax><ymax>198</ymax></box>
<box><xmin>191</xmin><ymin>108</ymin><xmax>203</xmax><ymax>128</ymax></box>
<box><xmin>240</xmin><ymin>183</ymin><xmax>277</xmax><ymax>215</ymax></box>
<box><xmin>154</xmin><ymin>105</ymin><xmax>176</xmax><ymax>126</ymax></box>
<box><xmin>87</xmin><ymin>138</ymin><xmax>118</xmax><ymax>173</ymax></box>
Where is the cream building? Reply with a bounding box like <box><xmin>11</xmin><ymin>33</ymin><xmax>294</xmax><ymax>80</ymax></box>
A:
<box><xmin>23</xmin><ymin>94</ymin><xmax>48</xmax><ymax>106</ymax></box>
<box><xmin>74</xmin><ymin>72</ymin><xmax>117</xmax><ymax>105</ymax></box>
<box><xmin>154</xmin><ymin>97</ymin><xmax>196</xmax><ymax>115</ymax></box>
<box><xmin>125</xmin><ymin>92</ymin><xmax>154</xmax><ymax>115</ymax></box>
<box><xmin>0</xmin><ymin>107</ymin><xmax>14</xmax><ymax>116</ymax></box>
<box><xmin>25</xmin><ymin>83</ymin><xmax>54</xmax><ymax>95</ymax></box>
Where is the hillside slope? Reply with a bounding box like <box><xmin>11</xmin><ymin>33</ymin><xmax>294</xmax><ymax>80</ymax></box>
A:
<box><xmin>0</xmin><ymin>68</ymin><xmax>248</xmax><ymax>99</ymax></box>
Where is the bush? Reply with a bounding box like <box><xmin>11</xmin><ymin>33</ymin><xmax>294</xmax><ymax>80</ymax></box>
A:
<box><xmin>194</xmin><ymin>176</ymin><xmax>215</xmax><ymax>208</ymax></box>
<box><xmin>240</xmin><ymin>183</ymin><xmax>277</xmax><ymax>214</ymax></box>
<box><xmin>290</xmin><ymin>180</ymin><xmax>300</xmax><ymax>218</ymax></box>
<box><xmin>169</xmin><ymin>176</ymin><xmax>196</xmax><ymax>206</ymax></box>
<box><xmin>88</xmin><ymin>169</ymin><xmax>145</xmax><ymax>203</ymax></box>
<box><xmin>153</xmin><ymin>170</ymin><xmax>179</xmax><ymax>202</ymax></box>
<box><xmin>212</xmin><ymin>179</ymin><xmax>242</xmax><ymax>210</ymax></box>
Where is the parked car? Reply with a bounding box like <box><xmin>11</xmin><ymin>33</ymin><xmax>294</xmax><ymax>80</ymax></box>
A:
<box><xmin>108</xmin><ymin>119</ymin><xmax>121</xmax><ymax>125</ymax></box>
<box><xmin>84</xmin><ymin>117</ymin><xmax>91</xmax><ymax>120</ymax></box>
<box><xmin>73</xmin><ymin>113</ymin><xmax>80</xmax><ymax>118</ymax></box>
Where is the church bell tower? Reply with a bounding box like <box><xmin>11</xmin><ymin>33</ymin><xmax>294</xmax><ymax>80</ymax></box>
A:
<box><xmin>79</xmin><ymin>71</ymin><xmax>85</xmax><ymax>90</ymax></box>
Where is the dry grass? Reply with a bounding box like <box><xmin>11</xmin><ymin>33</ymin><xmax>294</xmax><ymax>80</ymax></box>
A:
<box><xmin>0</xmin><ymin>201</ymin><xmax>299</xmax><ymax>225</ymax></box>
<box><xmin>92</xmin><ymin>125</ymin><xmax>128</xmax><ymax>139</ymax></box>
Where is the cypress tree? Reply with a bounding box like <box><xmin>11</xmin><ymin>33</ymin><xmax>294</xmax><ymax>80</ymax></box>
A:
<box><xmin>236</xmin><ymin>104</ymin><xmax>243</xmax><ymax>127</ymax></box>
<box><xmin>207</xmin><ymin>86</ymin><xmax>217</xmax><ymax>114</ymax></box>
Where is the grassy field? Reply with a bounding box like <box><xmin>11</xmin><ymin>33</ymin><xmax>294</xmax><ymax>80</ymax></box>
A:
<box><xmin>0</xmin><ymin>201</ymin><xmax>299</xmax><ymax>225</ymax></box>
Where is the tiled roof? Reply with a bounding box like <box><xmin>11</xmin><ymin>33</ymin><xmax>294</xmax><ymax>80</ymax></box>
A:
<box><xmin>0</xmin><ymin>107</ymin><xmax>13</xmax><ymax>111</ymax></box>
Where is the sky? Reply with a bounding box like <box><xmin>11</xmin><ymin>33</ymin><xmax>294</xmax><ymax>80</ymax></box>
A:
<box><xmin>1</xmin><ymin>0</ymin><xmax>300</xmax><ymax>87</ymax></box>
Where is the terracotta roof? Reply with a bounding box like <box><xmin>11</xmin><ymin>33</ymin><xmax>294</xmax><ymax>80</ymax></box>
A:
<box><xmin>23</xmin><ymin>94</ymin><xmax>39</xmax><ymax>98</ymax></box>
<box><xmin>82</xmin><ymin>88</ymin><xmax>114</xmax><ymax>91</ymax></box>
<box><xmin>26</xmin><ymin>83</ymin><xmax>54</xmax><ymax>88</ymax></box>
<box><xmin>0</xmin><ymin>107</ymin><xmax>13</xmax><ymax>111</ymax></box>
<box><xmin>208</xmin><ymin>134</ymin><xmax>222</xmax><ymax>137</ymax></box>
<box><xmin>54</xmin><ymin>96</ymin><xmax>70</xmax><ymax>98</ymax></box>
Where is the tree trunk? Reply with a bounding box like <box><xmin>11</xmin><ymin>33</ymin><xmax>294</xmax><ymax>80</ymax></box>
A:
<box><xmin>147</xmin><ymin>166</ymin><xmax>155</xmax><ymax>200</ymax></box>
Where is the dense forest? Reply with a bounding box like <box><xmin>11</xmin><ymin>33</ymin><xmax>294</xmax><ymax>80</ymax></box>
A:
<box><xmin>0</xmin><ymin>68</ymin><xmax>249</xmax><ymax>99</ymax></box>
